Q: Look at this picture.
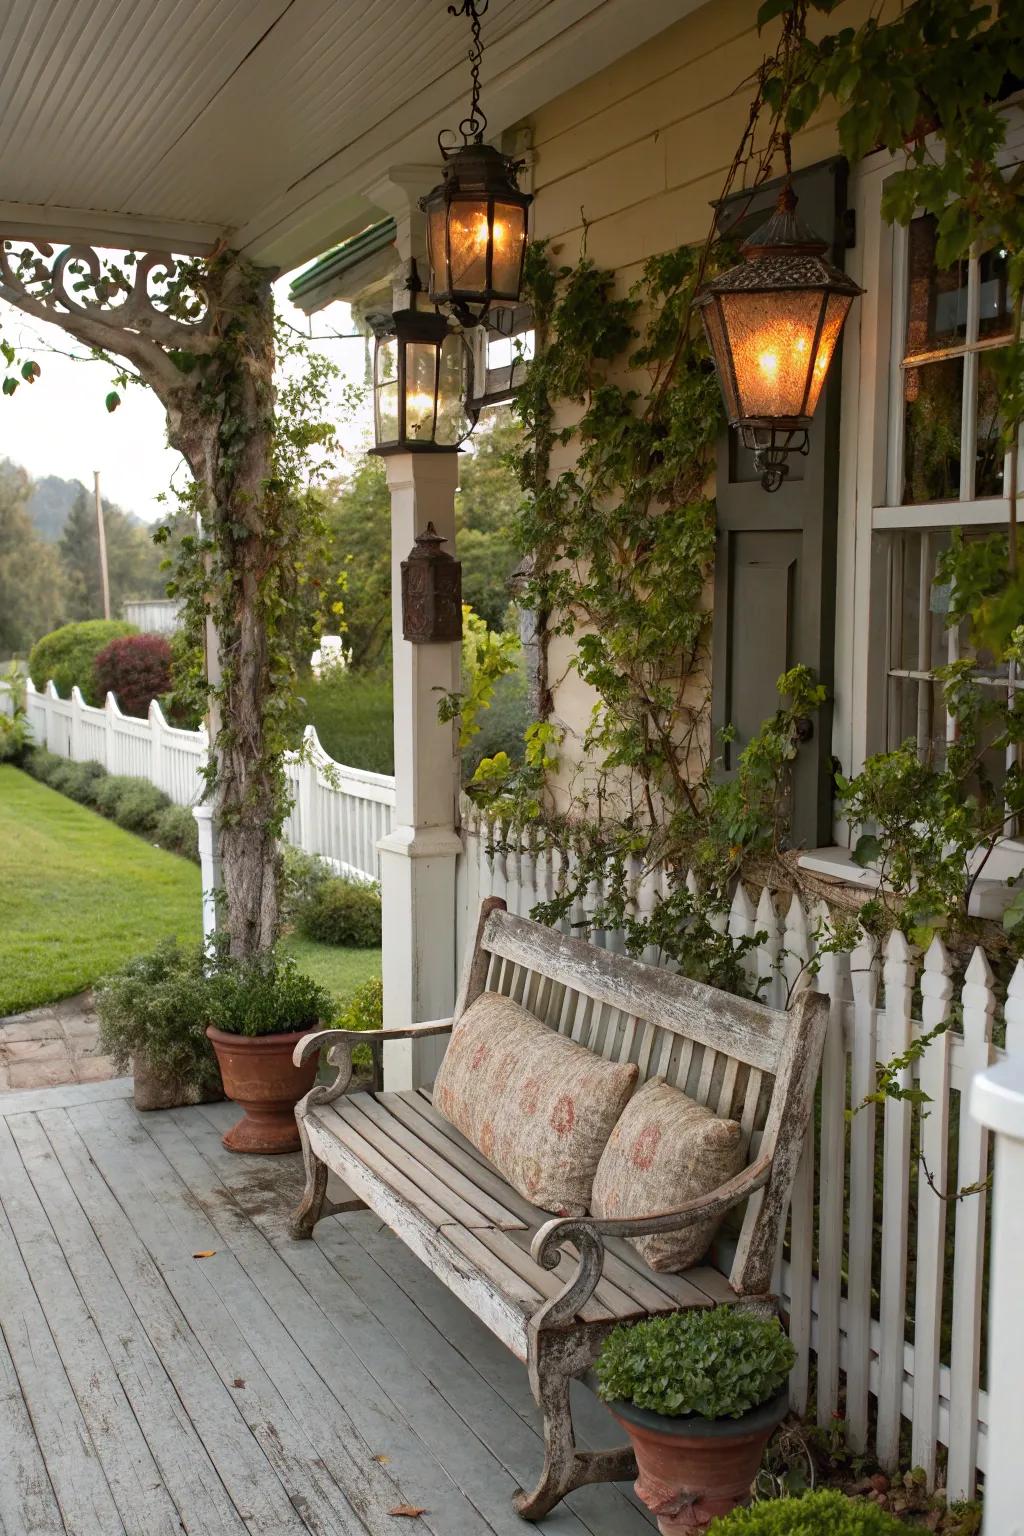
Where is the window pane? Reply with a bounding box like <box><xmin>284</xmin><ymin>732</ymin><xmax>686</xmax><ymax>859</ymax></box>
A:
<box><xmin>976</xmin><ymin>348</ymin><xmax>1008</xmax><ymax>498</ymax></box>
<box><xmin>902</xmin><ymin>357</ymin><xmax>964</xmax><ymax>503</ymax></box>
<box><xmin>978</xmin><ymin>243</ymin><xmax>1012</xmax><ymax>339</ymax></box>
<box><xmin>904</xmin><ymin>213</ymin><xmax>967</xmax><ymax>358</ymax></box>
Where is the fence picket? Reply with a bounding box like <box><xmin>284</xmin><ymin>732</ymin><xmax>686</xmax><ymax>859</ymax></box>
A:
<box><xmin>946</xmin><ymin>948</ymin><xmax>995</xmax><ymax>1500</ymax></box>
<box><xmin>912</xmin><ymin>936</ymin><xmax>955</xmax><ymax>1485</ymax></box>
<box><xmin>813</xmin><ymin>908</ymin><xmax>848</xmax><ymax>1428</ymax></box>
<box><xmin>846</xmin><ymin>933</ymin><xmax>879</xmax><ymax>1452</ymax></box>
<box><xmin>876</xmin><ymin>930</ymin><xmax>916</xmax><ymax>1470</ymax></box>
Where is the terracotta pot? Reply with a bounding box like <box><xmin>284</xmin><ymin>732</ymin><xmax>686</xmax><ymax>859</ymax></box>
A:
<box><xmin>609</xmin><ymin>1391</ymin><xmax>789</xmax><ymax>1532</ymax></box>
<box><xmin>205</xmin><ymin>1025</ymin><xmax>318</xmax><ymax>1154</ymax></box>
<box><xmin>132</xmin><ymin>1050</ymin><xmax>224</xmax><ymax>1112</ymax></box>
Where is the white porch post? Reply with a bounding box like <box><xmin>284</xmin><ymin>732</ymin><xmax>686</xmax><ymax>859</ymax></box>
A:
<box><xmin>378</xmin><ymin>452</ymin><xmax>462</xmax><ymax>1089</ymax></box>
<box><xmin>970</xmin><ymin>1050</ymin><xmax>1024</xmax><ymax>1531</ymax></box>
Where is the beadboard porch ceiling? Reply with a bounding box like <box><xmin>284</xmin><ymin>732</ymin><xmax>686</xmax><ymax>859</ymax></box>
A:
<box><xmin>0</xmin><ymin>0</ymin><xmax>703</xmax><ymax>274</ymax></box>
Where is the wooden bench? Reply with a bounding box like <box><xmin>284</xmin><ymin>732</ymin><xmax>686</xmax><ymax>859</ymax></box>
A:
<box><xmin>289</xmin><ymin>896</ymin><xmax>829</xmax><ymax>1520</ymax></box>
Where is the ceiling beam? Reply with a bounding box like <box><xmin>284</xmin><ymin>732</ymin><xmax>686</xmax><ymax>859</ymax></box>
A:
<box><xmin>0</xmin><ymin>201</ymin><xmax>226</xmax><ymax>257</ymax></box>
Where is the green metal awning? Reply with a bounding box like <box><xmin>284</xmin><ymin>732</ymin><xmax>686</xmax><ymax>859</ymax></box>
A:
<box><xmin>289</xmin><ymin>218</ymin><xmax>396</xmax><ymax>313</ymax></box>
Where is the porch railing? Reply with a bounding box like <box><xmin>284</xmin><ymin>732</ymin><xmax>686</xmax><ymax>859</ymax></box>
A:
<box><xmin>457</xmin><ymin>798</ymin><xmax>1015</xmax><ymax>1502</ymax></box>
<box><xmin>4</xmin><ymin>678</ymin><xmax>395</xmax><ymax>884</ymax></box>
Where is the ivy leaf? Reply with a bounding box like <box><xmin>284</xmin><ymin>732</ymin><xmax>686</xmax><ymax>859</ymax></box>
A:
<box><xmin>852</xmin><ymin>833</ymin><xmax>881</xmax><ymax>869</ymax></box>
<box><xmin>20</xmin><ymin>360</ymin><xmax>40</xmax><ymax>382</ymax></box>
<box><xmin>1003</xmin><ymin>886</ymin><xmax>1024</xmax><ymax>934</ymax></box>
<box><xmin>2</xmin><ymin>376</ymin><xmax>17</xmax><ymax>396</ymax></box>
<box><xmin>105</xmin><ymin>390</ymin><xmax>121</xmax><ymax>413</ymax></box>
<box><xmin>757</xmin><ymin>0</ymin><xmax>794</xmax><ymax>26</ymax></box>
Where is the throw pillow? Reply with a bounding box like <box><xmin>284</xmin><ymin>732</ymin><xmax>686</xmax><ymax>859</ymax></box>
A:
<box><xmin>590</xmin><ymin>1076</ymin><xmax>744</xmax><ymax>1271</ymax></box>
<box><xmin>433</xmin><ymin>992</ymin><xmax>638</xmax><ymax>1215</ymax></box>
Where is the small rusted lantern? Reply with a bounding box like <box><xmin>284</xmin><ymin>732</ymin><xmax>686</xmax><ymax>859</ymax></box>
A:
<box><xmin>401</xmin><ymin>522</ymin><xmax>463</xmax><ymax>644</ymax></box>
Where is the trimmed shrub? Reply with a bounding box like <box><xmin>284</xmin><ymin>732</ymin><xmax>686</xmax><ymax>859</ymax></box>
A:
<box><xmin>22</xmin><ymin>747</ymin><xmax>66</xmax><ymax>785</ymax></box>
<box><xmin>28</xmin><ymin>620</ymin><xmax>136</xmax><ymax>703</ymax></box>
<box><xmin>706</xmin><ymin>1490</ymin><xmax>904</xmax><ymax>1533</ymax></box>
<box><xmin>297</xmin><ymin>878</ymin><xmax>382</xmax><ymax>947</ymax></box>
<box><xmin>93</xmin><ymin>632</ymin><xmax>173</xmax><ymax>719</ymax></box>
<box><xmin>111</xmin><ymin>780</ymin><xmax>171</xmax><ymax>835</ymax></box>
<box><xmin>96</xmin><ymin>940</ymin><xmax>221</xmax><ymax>1097</ymax></box>
<box><xmin>334</xmin><ymin>974</ymin><xmax>383</xmax><ymax>1070</ymax></box>
<box><xmin>152</xmin><ymin>803</ymin><xmax>200</xmax><ymax>863</ymax></box>
<box><xmin>92</xmin><ymin>773</ymin><xmax>144</xmax><ymax>819</ymax></box>
<box><xmin>49</xmin><ymin>759</ymin><xmax>106</xmax><ymax>805</ymax></box>
<box><xmin>281</xmin><ymin>844</ymin><xmax>333</xmax><ymax>923</ymax></box>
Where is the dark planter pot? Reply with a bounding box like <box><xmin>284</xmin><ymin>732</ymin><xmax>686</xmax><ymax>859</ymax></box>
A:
<box><xmin>132</xmin><ymin>1050</ymin><xmax>223</xmax><ymax>1112</ymax></box>
<box><xmin>206</xmin><ymin>1025</ymin><xmax>318</xmax><ymax>1154</ymax></box>
<box><xmin>608</xmin><ymin>1391</ymin><xmax>789</xmax><ymax>1532</ymax></box>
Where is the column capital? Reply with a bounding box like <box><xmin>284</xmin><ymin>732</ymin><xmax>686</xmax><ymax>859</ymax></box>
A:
<box><xmin>382</xmin><ymin>450</ymin><xmax>461</xmax><ymax>495</ymax></box>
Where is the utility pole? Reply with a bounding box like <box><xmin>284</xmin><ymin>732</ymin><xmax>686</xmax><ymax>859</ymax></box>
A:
<box><xmin>93</xmin><ymin>469</ymin><xmax>111</xmax><ymax>620</ymax></box>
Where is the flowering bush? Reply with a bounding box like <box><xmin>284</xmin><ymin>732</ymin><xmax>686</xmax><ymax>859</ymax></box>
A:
<box><xmin>93</xmin><ymin>632</ymin><xmax>172</xmax><ymax>718</ymax></box>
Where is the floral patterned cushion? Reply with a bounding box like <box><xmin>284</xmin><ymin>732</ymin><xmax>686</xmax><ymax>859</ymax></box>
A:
<box><xmin>432</xmin><ymin>992</ymin><xmax>639</xmax><ymax>1216</ymax></box>
<box><xmin>590</xmin><ymin>1076</ymin><xmax>744</xmax><ymax>1272</ymax></box>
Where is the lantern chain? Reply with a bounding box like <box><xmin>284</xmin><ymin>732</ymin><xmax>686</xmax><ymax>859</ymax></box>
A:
<box><xmin>445</xmin><ymin>0</ymin><xmax>489</xmax><ymax>150</ymax></box>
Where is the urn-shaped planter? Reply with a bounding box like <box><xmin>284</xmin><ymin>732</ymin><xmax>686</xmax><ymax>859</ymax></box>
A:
<box><xmin>206</xmin><ymin>1026</ymin><xmax>319</xmax><ymax>1154</ymax></box>
<box><xmin>609</xmin><ymin>1392</ymin><xmax>788</xmax><ymax>1532</ymax></box>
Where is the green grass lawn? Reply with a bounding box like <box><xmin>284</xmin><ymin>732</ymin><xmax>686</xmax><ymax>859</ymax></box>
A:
<box><xmin>0</xmin><ymin>765</ymin><xmax>381</xmax><ymax>1018</ymax></box>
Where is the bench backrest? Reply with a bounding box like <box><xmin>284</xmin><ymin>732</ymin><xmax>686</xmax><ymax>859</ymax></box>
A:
<box><xmin>454</xmin><ymin>897</ymin><xmax>829</xmax><ymax>1297</ymax></box>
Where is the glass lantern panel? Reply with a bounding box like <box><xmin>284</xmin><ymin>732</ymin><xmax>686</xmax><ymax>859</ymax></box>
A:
<box><xmin>976</xmin><ymin>347</ymin><xmax>1008</xmax><ymax>497</ymax></box>
<box><xmin>978</xmin><ymin>243</ymin><xmax>1012</xmax><ymax>339</ymax></box>
<box><xmin>701</xmin><ymin>298</ymin><xmax>741</xmax><ymax>421</ymax></box>
<box><xmin>446</xmin><ymin>199</ymin><xmax>490</xmax><ymax>293</ymax></box>
<box><xmin>489</xmin><ymin>202</ymin><xmax>526</xmax><ymax>298</ymax></box>
<box><xmin>376</xmin><ymin>334</ymin><xmax>398</xmax><ymax>386</ymax></box>
<box><xmin>803</xmin><ymin>292</ymin><xmax>852</xmax><ymax>417</ymax></box>
<box><xmin>376</xmin><ymin>380</ymin><xmax>400</xmax><ymax>445</ymax></box>
<box><xmin>426</xmin><ymin>206</ymin><xmax>448</xmax><ymax>296</ymax></box>
<box><xmin>719</xmin><ymin>289</ymin><xmax>824</xmax><ymax>420</ymax></box>
<box><xmin>405</xmin><ymin>342</ymin><xmax>439</xmax><ymax>442</ymax></box>
<box><xmin>435</xmin><ymin>335</ymin><xmax>469</xmax><ymax>447</ymax></box>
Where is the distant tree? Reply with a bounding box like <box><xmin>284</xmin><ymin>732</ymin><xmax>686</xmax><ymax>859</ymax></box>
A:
<box><xmin>319</xmin><ymin>407</ymin><xmax>522</xmax><ymax>666</ymax></box>
<box><xmin>59</xmin><ymin>484</ymin><xmax>165</xmax><ymax>621</ymax></box>
<box><xmin>0</xmin><ymin>461</ymin><xmax>65</xmax><ymax>655</ymax></box>
<box><xmin>25</xmin><ymin>471</ymin><xmax>81</xmax><ymax>542</ymax></box>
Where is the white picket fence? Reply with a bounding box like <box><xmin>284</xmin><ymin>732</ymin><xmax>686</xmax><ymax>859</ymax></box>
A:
<box><xmin>457</xmin><ymin>801</ymin><xmax>1013</xmax><ymax>1500</ymax></box>
<box><xmin>7</xmin><ymin>678</ymin><xmax>396</xmax><ymax>884</ymax></box>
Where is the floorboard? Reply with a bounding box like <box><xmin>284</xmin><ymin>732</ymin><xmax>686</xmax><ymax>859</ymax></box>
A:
<box><xmin>0</xmin><ymin>1086</ymin><xmax>656</xmax><ymax>1536</ymax></box>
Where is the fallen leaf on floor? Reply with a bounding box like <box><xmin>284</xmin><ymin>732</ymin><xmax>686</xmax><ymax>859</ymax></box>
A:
<box><xmin>388</xmin><ymin>1506</ymin><xmax>426</xmax><ymax>1518</ymax></box>
<box><xmin>372</xmin><ymin>1454</ymin><xmax>390</xmax><ymax>1464</ymax></box>
<box><xmin>192</xmin><ymin>1250</ymin><xmax>216</xmax><ymax>1259</ymax></box>
<box><xmin>232</xmin><ymin>1378</ymin><xmax>245</xmax><ymax>1389</ymax></box>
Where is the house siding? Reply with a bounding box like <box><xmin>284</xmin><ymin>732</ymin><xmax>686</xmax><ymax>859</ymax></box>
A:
<box><xmin>518</xmin><ymin>0</ymin><xmax>855</xmax><ymax>803</ymax></box>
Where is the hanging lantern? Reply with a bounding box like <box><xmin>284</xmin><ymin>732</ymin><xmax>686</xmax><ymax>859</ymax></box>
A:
<box><xmin>696</xmin><ymin>185</ymin><xmax>862</xmax><ymax>491</ymax></box>
<box><xmin>401</xmin><ymin>522</ymin><xmax>463</xmax><ymax>643</ymax></box>
<box><xmin>420</xmin><ymin>0</ymin><xmax>531</xmax><ymax>326</ymax></box>
<box><xmin>371</xmin><ymin>301</ymin><xmax>473</xmax><ymax>454</ymax></box>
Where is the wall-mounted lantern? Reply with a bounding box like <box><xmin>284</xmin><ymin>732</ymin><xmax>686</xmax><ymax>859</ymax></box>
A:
<box><xmin>371</xmin><ymin>297</ymin><xmax>473</xmax><ymax>454</ymax></box>
<box><xmin>401</xmin><ymin>522</ymin><xmax>463</xmax><ymax>643</ymax></box>
<box><xmin>696</xmin><ymin>185</ymin><xmax>862</xmax><ymax>491</ymax></box>
<box><xmin>420</xmin><ymin>0</ymin><xmax>531</xmax><ymax>326</ymax></box>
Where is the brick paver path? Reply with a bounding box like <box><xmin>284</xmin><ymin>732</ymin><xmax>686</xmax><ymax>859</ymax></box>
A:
<box><xmin>0</xmin><ymin>993</ymin><xmax>114</xmax><ymax>1091</ymax></box>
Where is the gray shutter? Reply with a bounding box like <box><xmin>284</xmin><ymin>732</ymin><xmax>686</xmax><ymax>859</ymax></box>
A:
<box><xmin>710</xmin><ymin>158</ymin><xmax>849</xmax><ymax>849</ymax></box>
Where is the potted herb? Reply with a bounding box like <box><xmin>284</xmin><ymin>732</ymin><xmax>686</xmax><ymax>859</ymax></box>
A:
<box><xmin>595</xmin><ymin>1307</ymin><xmax>795</xmax><ymax>1532</ymax></box>
<box><xmin>205</xmin><ymin>950</ymin><xmax>332</xmax><ymax>1155</ymax></box>
<box><xmin>95</xmin><ymin>941</ymin><xmax>224</xmax><ymax>1111</ymax></box>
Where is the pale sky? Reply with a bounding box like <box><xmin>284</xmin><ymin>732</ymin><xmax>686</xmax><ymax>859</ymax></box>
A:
<box><xmin>0</xmin><ymin>276</ymin><xmax>374</xmax><ymax>521</ymax></box>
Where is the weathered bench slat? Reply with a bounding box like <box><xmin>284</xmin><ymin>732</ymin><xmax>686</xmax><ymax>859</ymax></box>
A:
<box><xmin>482</xmin><ymin>910</ymin><xmax>787</xmax><ymax>1073</ymax></box>
<box><xmin>350</xmin><ymin>1095</ymin><xmax>528</xmax><ymax>1232</ymax></box>
<box><xmin>446</xmin><ymin>1226</ymin><xmax>612</xmax><ymax>1326</ymax></box>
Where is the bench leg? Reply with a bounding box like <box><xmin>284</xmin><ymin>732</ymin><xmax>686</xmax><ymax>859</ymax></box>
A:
<box><xmin>514</xmin><ymin>1332</ymin><xmax>637</xmax><ymax>1521</ymax></box>
<box><xmin>289</xmin><ymin>1114</ymin><xmax>328</xmax><ymax>1241</ymax></box>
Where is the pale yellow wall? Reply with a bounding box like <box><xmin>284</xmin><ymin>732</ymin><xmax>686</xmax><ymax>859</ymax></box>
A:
<box><xmin>519</xmin><ymin>0</ymin><xmax>847</xmax><ymax>806</ymax></box>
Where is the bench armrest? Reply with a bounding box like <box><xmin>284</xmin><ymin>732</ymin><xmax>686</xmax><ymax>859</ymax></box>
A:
<box><xmin>527</xmin><ymin>1154</ymin><xmax>773</xmax><ymax>1329</ymax></box>
<box><xmin>293</xmin><ymin>1018</ymin><xmax>454</xmax><ymax>1104</ymax></box>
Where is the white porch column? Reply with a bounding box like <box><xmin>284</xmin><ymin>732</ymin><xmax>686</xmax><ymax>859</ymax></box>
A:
<box><xmin>193</xmin><ymin>801</ymin><xmax>222</xmax><ymax>946</ymax></box>
<box><xmin>378</xmin><ymin>452</ymin><xmax>462</xmax><ymax>1090</ymax></box>
<box><xmin>970</xmin><ymin>1053</ymin><xmax>1024</xmax><ymax>1532</ymax></box>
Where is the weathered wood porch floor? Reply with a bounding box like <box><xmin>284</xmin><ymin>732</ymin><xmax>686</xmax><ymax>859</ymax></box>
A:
<box><xmin>0</xmin><ymin>1078</ymin><xmax>654</xmax><ymax>1536</ymax></box>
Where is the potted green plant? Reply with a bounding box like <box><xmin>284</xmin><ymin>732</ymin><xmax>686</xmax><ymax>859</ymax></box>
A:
<box><xmin>95</xmin><ymin>941</ymin><xmax>224</xmax><ymax>1111</ymax></box>
<box><xmin>704</xmin><ymin>1489</ymin><xmax>905</xmax><ymax>1532</ymax></box>
<box><xmin>595</xmin><ymin>1307</ymin><xmax>795</xmax><ymax>1532</ymax></box>
<box><xmin>205</xmin><ymin>950</ymin><xmax>332</xmax><ymax>1154</ymax></box>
